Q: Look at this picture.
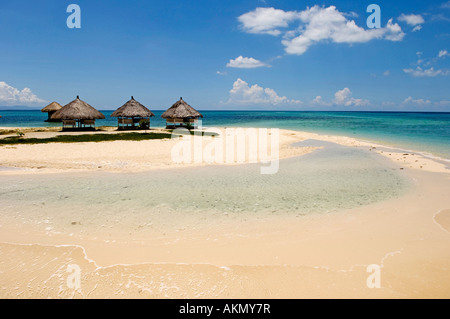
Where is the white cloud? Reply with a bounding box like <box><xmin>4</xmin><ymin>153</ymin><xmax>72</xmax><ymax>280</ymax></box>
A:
<box><xmin>216</xmin><ymin>71</ymin><xmax>227</xmax><ymax>76</ymax></box>
<box><xmin>239</xmin><ymin>6</ymin><xmax>405</xmax><ymax>56</ymax></box>
<box><xmin>402</xmin><ymin>96</ymin><xmax>431</xmax><ymax>106</ymax></box>
<box><xmin>0</xmin><ymin>81</ymin><xmax>46</xmax><ymax>106</ymax></box>
<box><xmin>333</xmin><ymin>88</ymin><xmax>370</xmax><ymax>107</ymax></box>
<box><xmin>383</xmin><ymin>70</ymin><xmax>390</xmax><ymax>76</ymax></box>
<box><xmin>403</xmin><ymin>66</ymin><xmax>449</xmax><ymax>77</ymax></box>
<box><xmin>226</xmin><ymin>56</ymin><xmax>269</xmax><ymax>69</ymax></box>
<box><xmin>285</xmin><ymin>6</ymin><xmax>404</xmax><ymax>53</ymax></box>
<box><xmin>310</xmin><ymin>95</ymin><xmax>332</xmax><ymax>106</ymax></box>
<box><xmin>383</xmin><ymin>18</ymin><xmax>406</xmax><ymax>41</ymax></box>
<box><xmin>398</xmin><ymin>14</ymin><xmax>425</xmax><ymax>26</ymax></box>
<box><xmin>308</xmin><ymin>89</ymin><xmax>369</xmax><ymax>108</ymax></box>
<box><xmin>238</xmin><ymin>7</ymin><xmax>300</xmax><ymax>36</ymax></box>
<box><xmin>285</xmin><ymin>8</ymin><xmax>404</xmax><ymax>55</ymax></box>
<box><xmin>403</xmin><ymin>50</ymin><xmax>450</xmax><ymax>77</ymax></box>
<box><xmin>227</xmin><ymin>78</ymin><xmax>302</xmax><ymax>106</ymax></box>
<box><xmin>398</xmin><ymin>14</ymin><xmax>424</xmax><ymax>32</ymax></box>
<box><xmin>438</xmin><ymin>50</ymin><xmax>450</xmax><ymax>58</ymax></box>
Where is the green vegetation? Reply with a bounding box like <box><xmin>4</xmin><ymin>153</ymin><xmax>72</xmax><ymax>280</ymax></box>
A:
<box><xmin>16</xmin><ymin>130</ymin><xmax>25</xmax><ymax>137</ymax></box>
<box><xmin>138</xmin><ymin>119</ymin><xmax>150</xmax><ymax>129</ymax></box>
<box><xmin>0</xmin><ymin>129</ymin><xmax>219</xmax><ymax>145</ymax></box>
<box><xmin>0</xmin><ymin>132</ymin><xmax>173</xmax><ymax>145</ymax></box>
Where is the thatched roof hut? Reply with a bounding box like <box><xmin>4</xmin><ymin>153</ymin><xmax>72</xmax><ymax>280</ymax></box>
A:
<box><xmin>111</xmin><ymin>96</ymin><xmax>155</xmax><ymax>130</ymax></box>
<box><xmin>41</xmin><ymin>102</ymin><xmax>62</xmax><ymax>122</ymax></box>
<box><xmin>161</xmin><ymin>97</ymin><xmax>203</xmax><ymax>128</ymax></box>
<box><xmin>41</xmin><ymin>102</ymin><xmax>62</xmax><ymax>113</ymax></box>
<box><xmin>51</xmin><ymin>96</ymin><xmax>105</xmax><ymax>129</ymax></box>
<box><xmin>111</xmin><ymin>96</ymin><xmax>155</xmax><ymax>118</ymax></box>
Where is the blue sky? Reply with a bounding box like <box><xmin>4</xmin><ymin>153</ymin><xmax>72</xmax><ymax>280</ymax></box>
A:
<box><xmin>0</xmin><ymin>0</ymin><xmax>449</xmax><ymax>111</ymax></box>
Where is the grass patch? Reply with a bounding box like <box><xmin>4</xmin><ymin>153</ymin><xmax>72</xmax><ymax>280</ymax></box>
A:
<box><xmin>0</xmin><ymin>129</ymin><xmax>20</xmax><ymax>135</ymax></box>
<box><xmin>0</xmin><ymin>132</ymin><xmax>173</xmax><ymax>145</ymax></box>
<box><xmin>0</xmin><ymin>128</ymin><xmax>61</xmax><ymax>135</ymax></box>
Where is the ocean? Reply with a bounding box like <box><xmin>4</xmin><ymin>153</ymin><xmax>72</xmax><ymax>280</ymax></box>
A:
<box><xmin>0</xmin><ymin>110</ymin><xmax>449</xmax><ymax>159</ymax></box>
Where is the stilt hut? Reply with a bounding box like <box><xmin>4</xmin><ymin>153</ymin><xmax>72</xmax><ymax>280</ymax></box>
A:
<box><xmin>41</xmin><ymin>102</ymin><xmax>62</xmax><ymax>122</ymax></box>
<box><xmin>111</xmin><ymin>96</ymin><xmax>155</xmax><ymax>130</ymax></box>
<box><xmin>51</xmin><ymin>96</ymin><xmax>105</xmax><ymax>130</ymax></box>
<box><xmin>161</xmin><ymin>97</ymin><xmax>203</xmax><ymax>129</ymax></box>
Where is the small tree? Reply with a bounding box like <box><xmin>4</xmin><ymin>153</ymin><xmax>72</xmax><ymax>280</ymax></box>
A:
<box><xmin>138</xmin><ymin>119</ymin><xmax>150</xmax><ymax>130</ymax></box>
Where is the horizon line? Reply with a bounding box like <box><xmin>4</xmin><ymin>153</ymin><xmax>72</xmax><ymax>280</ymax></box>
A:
<box><xmin>0</xmin><ymin>108</ymin><xmax>450</xmax><ymax>114</ymax></box>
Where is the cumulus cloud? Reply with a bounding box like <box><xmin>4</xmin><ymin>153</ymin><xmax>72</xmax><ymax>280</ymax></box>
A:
<box><xmin>398</xmin><ymin>14</ymin><xmax>424</xmax><ymax>32</ymax></box>
<box><xmin>310</xmin><ymin>95</ymin><xmax>332</xmax><ymax>107</ymax></box>
<box><xmin>402</xmin><ymin>96</ymin><xmax>431</xmax><ymax>106</ymax></box>
<box><xmin>438</xmin><ymin>50</ymin><xmax>450</xmax><ymax>58</ymax></box>
<box><xmin>0</xmin><ymin>81</ymin><xmax>46</xmax><ymax>106</ymax></box>
<box><xmin>308</xmin><ymin>89</ymin><xmax>369</xmax><ymax>108</ymax></box>
<box><xmin>238</xmin><ymin>7</ymin><xmax>300</xmax><ymax>36</ymax></box>
<box><xmin>238</xmin><ymin>6</ymin><xmax>405</xmax><ymax>56</ymax></box>
<box><xmin>398</xmin><ymin>14</ymin><xmax>425</xmax><ymax>26</ymax></box>
<box><xmin>403</xmin><ymin>66</ymin><xmax>449</xmax><ymax>77</ymax></box>
<box><xmin>227</xmin><ymin>78</ymin><xmax>302</xmax><ymax>106</ymax></box>
<box><xmin>383</xmin><ymin>18</ymin><xmax>406</xmax><ymax>41</ymax></box>
<box><xmin>333</xmin><ymin>88</ymin><xmax>370</xmax><ymax>107</ymax></box>
<box><xmin>226</xmin><ymin>86</ymin><xmax>371</xmax><ymax>109</ymax></box>
<box><xmin>226</xmin><ymin>56</ymin><xmax>269</xmax><ymax>68</ymax></box>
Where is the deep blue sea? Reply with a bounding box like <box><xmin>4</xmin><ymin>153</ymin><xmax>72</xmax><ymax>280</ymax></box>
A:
<box><xmin>0</xmin><ymin>110</ymin><xmax>449</xmax><ymax>159</ymax></box>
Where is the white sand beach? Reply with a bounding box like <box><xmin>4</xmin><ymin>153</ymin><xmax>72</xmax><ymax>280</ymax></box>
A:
<box><xmin>0</xmin><ymin>127</ymin><xmax>449</xmax><ymax>298</ymax></box>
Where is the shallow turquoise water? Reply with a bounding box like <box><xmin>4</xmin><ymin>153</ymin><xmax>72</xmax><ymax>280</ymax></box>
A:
<box><xmin>1</xmin><ymin>110</ymin><xmax>449</xmax><ymax>159</ymax></box>
<box><xmin>0</xmin><ymin>141</ymin><xmax>409</xmax><ymax>233</ymax></box>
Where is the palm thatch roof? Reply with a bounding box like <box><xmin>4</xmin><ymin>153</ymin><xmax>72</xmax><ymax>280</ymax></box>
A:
<box><xmin>51</xmin><ymin>96</ymin><xmax>105</xmax><ymax>120</ymax></box>
<box><xmin>41</xmin><ymin>102</ymin><xmax>62</xmax><ymax>113</ymax></box>
<box><xmin>111</xmin><ymin>96</ymin><xmax>155</xmax><ymax>118</ymax></box>
<box><xmin>161</xmin><ymin>97</ymin><xmax>203</xmax><ymax>119</ymax></box>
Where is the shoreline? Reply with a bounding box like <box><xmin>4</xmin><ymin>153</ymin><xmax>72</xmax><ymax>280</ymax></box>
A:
<box><xmin>2</xmin><ymin>122</ymin><xmax>450</xmax><ymax>163</ymax></box>
<box><xmin>0</xmin><ymin>127</ymin><xmax>317</xmax><ymax>174</ymax></box>
<box><xmin>0</xmin><ymin>126</ymin><xmax>448</xmax><ymax>174</ymax></box>
<box><xmin>0</xmin><ymin>127</ymin><xmax>449</xmax><ymax>298</ymax></box>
